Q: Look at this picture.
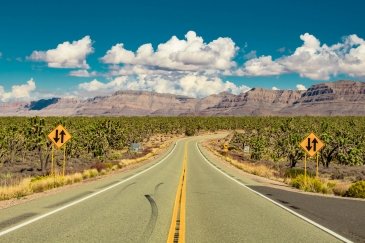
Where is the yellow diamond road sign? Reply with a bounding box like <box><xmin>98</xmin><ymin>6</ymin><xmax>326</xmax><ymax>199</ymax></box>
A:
<box><xmin>300</xmin><ymin>132</ymin><xmax>324</xmax><ymax>157</ymax></box>
<box><xmin>48</xmin><ymin>125</ymin><xmax>71</xmax><ymax>149</ymax></box>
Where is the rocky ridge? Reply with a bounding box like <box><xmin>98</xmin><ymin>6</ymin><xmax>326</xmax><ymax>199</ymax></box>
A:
<box><xmin>0</xmin><ymin>80</ymin><xmax>364</xmax><ymax>116</ymax></box>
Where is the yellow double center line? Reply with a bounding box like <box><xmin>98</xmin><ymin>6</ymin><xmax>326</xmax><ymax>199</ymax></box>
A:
<box><xmin>167</xmin><ymin>142</ymin><xmax>187</xmax><ymax>243</ymax></box>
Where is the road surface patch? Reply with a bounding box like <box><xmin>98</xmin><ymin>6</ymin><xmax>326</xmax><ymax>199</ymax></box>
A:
<box><xmin>196</xmin><ymin>142</ymin><xmax>352</xmax><ymax>243</ymax></box>
<box><xmin>0</xmin><ymin>142</ymin><xmax>177</xmax><ymax>237</ymax></box>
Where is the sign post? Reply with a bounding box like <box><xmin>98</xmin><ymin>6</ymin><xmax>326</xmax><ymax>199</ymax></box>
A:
<box><xmin>48</xmin><ymin>125</ymin><xmax>72</xmax><ymax>178</ymax></box>
<box><xmin>300</xmin><ymin>132</ymin><xmax>325</xmax><ymax>180</ymax></box>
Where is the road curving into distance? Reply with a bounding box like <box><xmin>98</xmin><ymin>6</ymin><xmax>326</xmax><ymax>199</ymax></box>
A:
<box><xmin>0</xmin><ymin>134</ymin><xmax>361</xmax><ymax>242</ymax></box>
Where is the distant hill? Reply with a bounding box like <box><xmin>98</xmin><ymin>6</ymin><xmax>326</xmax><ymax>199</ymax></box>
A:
<box><xmin>1</xmin><ymin>80</ymin><xmax>365</xmax><ymax>116</ymax></box>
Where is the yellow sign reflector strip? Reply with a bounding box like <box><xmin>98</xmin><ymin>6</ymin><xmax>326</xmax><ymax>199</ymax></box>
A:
<box><xmin>167</xmin><ymin>143</ymin><xmax>187</xmax><ymax>243</ymax></box>
<box><xmin>299</xmin><ymin>132</ymin><xmax>324</xmax><ymax>157</ymax></box>
<box><xmin>48</xmin><ymin>124</ymin><xmax>72</xmax><ymax>149</ymax></box>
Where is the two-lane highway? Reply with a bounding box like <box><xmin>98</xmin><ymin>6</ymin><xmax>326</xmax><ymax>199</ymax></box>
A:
<box><xmin>0</xmin><ymin>140</ymin><xmax>184</xmax><ymax>242</ymax></box>
<box><xmin>0</xmin><ymin>135</ymin><xmax>354</xmax><ymax>242</ymax></box>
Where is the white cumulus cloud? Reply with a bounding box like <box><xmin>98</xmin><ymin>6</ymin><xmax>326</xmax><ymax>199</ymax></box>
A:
<box><xmin>29</xmin><ymin>36</ymin><xmax>93</xmax><ymax>69</ymax></box>
<box><xmin>69</xmin><ymin>69</ymin><xmax>97</xmax><ymax>77</ymax></box>
<box><xmin>78</xmin><ymin>74</ymin><xmax>249</xmax><ymax>98</ymax></box>
<box><xmin>101</xmin><ymin>31</ymin><xmax>238</xmax><ymax>72</ymax></box>
<box><xmin>296</xmin><ymin>84</ymin><xmax>306</xmax><ymax>91</ymax></box>
<box><xmin>272</xmin><ymin>86</ymin><xmax>279</xmax><ymax>90</ymax></box>
<box><xmin>92</xmin><ymin>31</ymin><xmax>248</xmax><ymax>98</ymax></box>
<box><xmin>237</xmin><ymin>33</ymin><xmax>365</xmax><ymax>80</ymax></box>
<box><xmin>0</xmin><ymin>78</ymin><xmax>36</xmax><ymax>102</ymax></box>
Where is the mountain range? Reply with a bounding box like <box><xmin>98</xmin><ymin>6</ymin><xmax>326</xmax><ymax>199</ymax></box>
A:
<box><xmin>1</xmin><ymin>80</ymin><xmax>365</xmax><ymax>116</ymax></box>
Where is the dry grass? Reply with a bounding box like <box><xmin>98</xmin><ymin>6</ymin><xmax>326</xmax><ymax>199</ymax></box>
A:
<box><xmin>0</xmin><ymin>178</ymin><xmax>32</xmax><ymax>200</ymax></box>
<box><xmin>209</xmin><ymin>148</ymin><xmax>276</xmax><ymax>180</ymax></box>
<box><xmin>332</xmin><ymin>182</ymin><xmax>351</xmax><ymax>196</ymax></box>
<box><xmin>225</xmin><ymin>156</ymin><xmax>276</xmax><ymax>179</ymax></box>
<box><xmin>0</xmin><ymin>138</ymin><xmax>175</xmax><ymax>201</ymax></box>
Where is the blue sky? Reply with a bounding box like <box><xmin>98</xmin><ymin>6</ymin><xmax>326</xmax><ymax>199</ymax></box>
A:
<box><xmin>0</xmin><ymin>0</ymin><xmax>365</xmax><ymax>101</ymax></box>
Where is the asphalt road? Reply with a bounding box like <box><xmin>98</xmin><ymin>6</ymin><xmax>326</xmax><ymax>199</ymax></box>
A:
<box><xmin>0</xmin><ymin>135</ymin><xmax>360</xmax><ymax>242</ymax></box>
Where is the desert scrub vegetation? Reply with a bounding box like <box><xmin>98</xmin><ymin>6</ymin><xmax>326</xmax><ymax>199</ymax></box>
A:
<box><xmin>290</xmin><ymin>175</ymin><xmax>329</xmax><ymax>194</ymax></box>
<box><xmin>1</xmin><ymin>167</ymin><xmax>111</xmax><ymax>201</ymax></box>
<box><xmin>82</xmin><ymin>169</ymin><xmax>99</xmax><ymax>179</ymax></box>
<box><xmin>345</xmin><ymin>181</ymin><xmax>365</xmax><ymax>198</ymax></box>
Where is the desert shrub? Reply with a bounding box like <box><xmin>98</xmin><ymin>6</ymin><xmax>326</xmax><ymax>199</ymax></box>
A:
<box><xmin>332</xmin><ymin>183</ymin><xmax>351</xmax><ymax>196</ymax></box>
<box><xmin>104</xmin><ymin>162</ymin><xmax>114</xmax><ymax>169</ymax></box>
<box><xmin>30</xmin><ymin>175</ymin><xmax>46</xmax><ymax>182</ymax></box>
<box><xmin>184</xmin><ymin>128</ymin><xmax>196</xmax><ymax>136</ymax></box>
<box><xmin>111</xmin><ymin>165</ymin><xmax>119</xmax><ymax>171</ymax></box>
<box><xmin>72</xmin><ymin>173</ymin><xmax>83</xmax><ymax>183</ymax></box>
<box><xmin>100</xmin><ymin>169</ymin><xmax>107</xmax><ymax>175</ymax></box>
<box><xmin>285</xmin><ymin>168</ymin><xmax>315</xmax><ymax>178</ymax></box>
<box><xmin>31</xmin><ymin>177</ymin><xmax>54</xmax><ymax>192</ymax></box>
<box><xmin>64</xmin><ymin>175</ymin><xmax>74</xmax><ymax>185</ymax></box>
<box><xmin>345</xmin><ymin>181</ymin><xmax>365</xmax><ymax>198</ymax></box>
<box><xmin>53</xmin><ymin>176</ymin><xmax>66</xmax><ymax>188</ymax></box>
<box><xmin>118</xmin><ymin>162</ymin><xmax>125</xmax><ymax>169</ymax></box>
<box><xmin>89</xmin><ymin>168</ymin><xmax>99</xmax><ymax>178</ymax></box>
<box><xmin>82</xmin><ymin>170</ymin><xmax>91</xmax><ymax>179</ymax></box>
<box><xmin>91</xmin><ymin>162</ymin><xmax>107</xmax><ymax>172</ymax></box>
<box><xmin>291</xmin><ymin>175</ymin><xmax>328</xmax><ymax>194</ymax></box>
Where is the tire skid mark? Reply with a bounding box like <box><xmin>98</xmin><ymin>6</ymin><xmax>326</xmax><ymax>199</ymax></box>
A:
<box><xmin>139</xmin><ymin>194</ymin><xmax>159</xmax><ymax>242</ymax></box>
<box><xmin>95</xmin><ymin>181</ymin><xmax>119</xmax><ymax>189</ymax></box>
<box><xmin>45</xmin><ymin>191</ymin><xmax>94</xmax><ymax>208</ymax></box>
<box><xmin>0</xmin><ymin>213</ymin><xmax>37</xmax><ymax>230</ymax></box>
<box><xmin>153</xmin><ymin>182</ymin><xmax>164</xmax><ymax>196</ymax></box>
<box><xmin>112</xmin><ymin>182</ymin><xmax>136</xmax><ymax>198</ymax></box>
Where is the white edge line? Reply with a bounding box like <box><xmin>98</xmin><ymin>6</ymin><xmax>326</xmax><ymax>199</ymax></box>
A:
<box><xmin>195</xmin><ymin>142</ymin><xmax>352</xmax><ymax>243</ymax></box>
<box><xmin>0</xmin><ymin>141</ymin><xmax>178</xmax><ymax>237</ymax></box>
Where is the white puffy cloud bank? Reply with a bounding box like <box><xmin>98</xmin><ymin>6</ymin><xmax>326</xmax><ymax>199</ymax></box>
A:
<box><xmin>0</xmin><ymin>79</ymin><xmax>36</xmax><ymax>102</ymax></box>
<box><xmin>29</xmin><ymin>36</ymin><xmax>93</xmax><ymax>69</ymax></box>
<box><xmin>237</xmin><ymin>33</ymin><xmax>365</xmax><ymax>80</ymax></box>
<box><xmin>25</xmin><ymin>31</ymin><xmax>365</xmax><ymax>98</ymax></box>
<box><xmin>79</xmin><ymin>31</ymin><xmax>249</xmax><ymax>97</ymax></box>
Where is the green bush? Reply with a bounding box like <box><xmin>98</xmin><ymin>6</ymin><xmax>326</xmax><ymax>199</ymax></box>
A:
<box><xmin>345</xmin><ymin>181</ymin><xmax>365</xmax><ymax>198</ymax></box>
<box><xmin>89</xmin><ymin>169</ymin><xmax>99</xmax><ymax>178</ymax></box>
<box><xmin>82</xmin><ymin>170</ymin><xmax>91</xmax><ymax>179</ymax></box>
<box><xmin>290</xmin><ymin>175</ymin><xmax>328</xmax><ymax>194</ymax></box>
<box><xmin>285</xmin><ymin>168</ymin><xmax>315</xmax><ymax>178</ymax></box>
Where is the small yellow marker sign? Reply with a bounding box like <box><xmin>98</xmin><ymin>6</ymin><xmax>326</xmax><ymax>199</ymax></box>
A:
<box><xmin>48</xmin><ymin>125</ymin><xmax>71</xmax><ymax>149</ymax></box>
<box><xmin>300</xmin><ymin>132</ymin><xmax>324</xmax><ymax>157</ymax></box>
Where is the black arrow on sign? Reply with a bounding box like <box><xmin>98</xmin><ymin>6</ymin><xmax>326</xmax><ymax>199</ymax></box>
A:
<box><xmin>60</xmin><ymin>130</ymin><xmax>66</xmax><ymax>143</ymax></box>
<box><xmin>54</xmin><ymin>129</ymin><xmax>60</xmax><ymax>143</ymax></box>
<box><xmin>306</xmin><ymin>137</ymin><xmax>312</xmax><ymax>151</ymax></box>
<box><xmin>312</xmin><ymin>138</ymin><xmax>318</xmax><ymax>151</ymax></box>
